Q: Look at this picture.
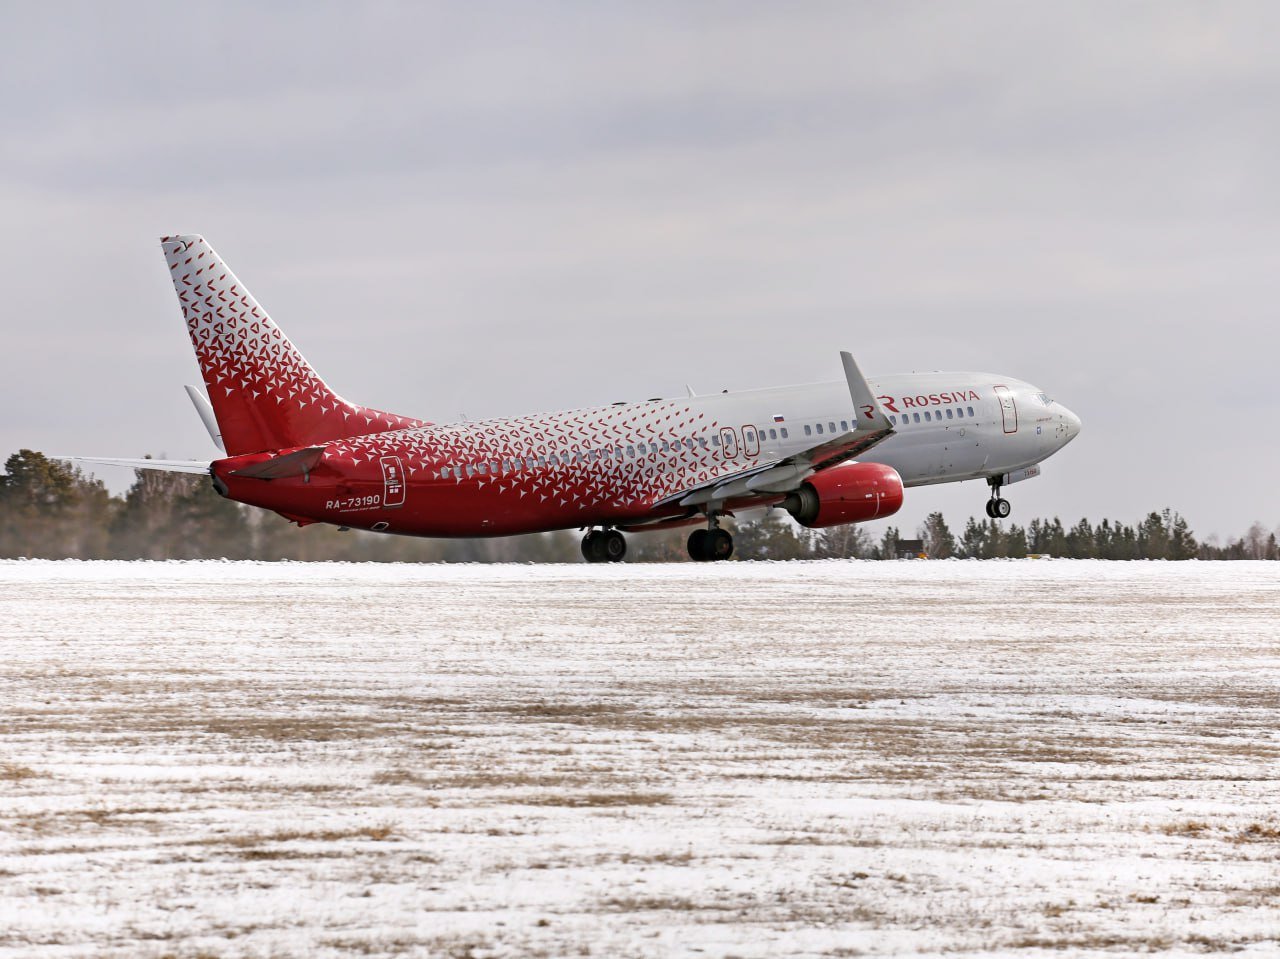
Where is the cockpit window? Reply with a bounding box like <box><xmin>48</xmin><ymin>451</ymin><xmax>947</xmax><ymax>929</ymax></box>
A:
<box><xmin>1036</xmin><ymin>391</ymin><xmax>1053</xmax><ymax>406</ymax></box>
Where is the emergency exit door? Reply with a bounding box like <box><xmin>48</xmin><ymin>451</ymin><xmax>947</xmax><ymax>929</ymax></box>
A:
<box><xmin>993</xmin><ymin>386</ymin><xmax>1018</xmax><ymax>434</ymax></box>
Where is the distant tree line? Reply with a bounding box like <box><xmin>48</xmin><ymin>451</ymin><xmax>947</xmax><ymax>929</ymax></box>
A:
<box><xmin>1</xmin><ymin>449</ymin><xmax>1276</xmax><ymax>562</ymax></box>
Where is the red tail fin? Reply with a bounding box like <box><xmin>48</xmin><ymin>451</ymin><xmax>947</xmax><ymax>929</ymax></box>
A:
<box><xmin>161</xmin><ymin>235</ymin><xmax>424</xmax><ymax>456</ymax></box>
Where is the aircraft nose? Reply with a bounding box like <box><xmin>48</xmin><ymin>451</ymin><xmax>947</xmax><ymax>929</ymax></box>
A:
<box><xmin>1060</xmin><ymin>406</ymin><xmax>1082</xmax><ymax>443</ymax></box>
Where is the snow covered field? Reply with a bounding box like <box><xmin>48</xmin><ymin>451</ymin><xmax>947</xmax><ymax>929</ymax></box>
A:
<box><xmin>1</xmin><ymin>560</ymin><xmax>1278</xmax><ymax>958</ymax></box>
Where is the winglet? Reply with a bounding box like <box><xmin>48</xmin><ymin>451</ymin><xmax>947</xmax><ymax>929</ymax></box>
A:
<box><xmin>841</xmin><ymin>352</ymin><xmax>892</xmax><ymax>432</ymax></box>
<box><xmin>185</xmin><ymin>385</ymin><xmax>225</xmax><ymax>452</ymax></box>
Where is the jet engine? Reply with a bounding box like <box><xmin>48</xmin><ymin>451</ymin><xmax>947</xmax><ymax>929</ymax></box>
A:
<box><xmin>781</xmin><ymin>462</ymin><xmax>904</xmax><ymax>528</ymax></box>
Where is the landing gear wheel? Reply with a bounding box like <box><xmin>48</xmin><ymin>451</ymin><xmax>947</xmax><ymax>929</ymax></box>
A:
<box><xmin>984</xmin><ymin>500</ymin><xmax>997</xmax><ymax>519</ymax></box>
<box><xmin>688</xmin><ymin>527</ymin><xmax>733</xmax><ymax>562</ymax></box>
<box><xmin>601</xmin><ymin>529</ymin><xmax>626</xmax><ymax>562</ymax></box>
<box><xmin>993</xmin><ymin>497</ymin><xmax>1011</xmax><ymax>519</ymax></box>
<box><xmin>688</xmin><ymin>528</ymin><xmax>711</xmax><ymax>562</ymax></box>
<box><xmin>582</xmin><ymin>530</ymin><xmax>605</xmax><ymax>563</ymax></box>
<box><xmin>708</xmin><ymin>528</ymin><xmax>734</xmax><ymax>561</ymax></box>
<box><xmin>582</xmin><ymin>529</ymin><xmax>625</xmax><ymax>563</ymax></box>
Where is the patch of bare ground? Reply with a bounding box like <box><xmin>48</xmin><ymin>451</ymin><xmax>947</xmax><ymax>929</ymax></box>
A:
<box><xmin>1005</xmin><ymin>933</ymin><xmax>1175</xmax><ymax>950</ymax></box>
<box><xmin>221</xmin><ymin>824</ymin><xmax>398</xmax><ymax>848</ymax></box>
<box><xmin>599</xmin><ymin>894</ymin><xmax>701</xmax><ymax>912</ymax></box>
<box><xmin>1</xmin><ymin>762</ymin><xmax>42</xmax><ymax>780</ymax></box>
<box><xmin>321</xmin><ymin>936</ymin><xmax>497</xmax><ymax>959</ymax></box>
<box><xmin>427</xmin><ymin>771</ymin><xmax>595</xmax><ymax>790</ymax></box>
<box><xmin>1162</xmin><ymin>819</ymin><xmax>1212</xmax><ymax>837</ymax></box>
<box><xmin>1233</xmin><ymin>821</ymin><xmax>1280</xmax><ymax>842</ymax></box>
<box><xmin>517</xmin><ymin>791</ymin><xmax>673</xmax><ymax>807</ymax></box>
<box><xmin>1227</xmin><ymin>884</ymin><xmax>1280</xmax><ymax>905</ymax></box>
<box><xmin>5</xmin><ymin>806</ymin><xmax>178</xmax><ymax>835</ymax></box>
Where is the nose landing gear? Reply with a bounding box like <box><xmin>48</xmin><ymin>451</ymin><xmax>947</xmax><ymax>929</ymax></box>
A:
<box><xmin>581</xmin><ymin>528</ymin><xmax>627</xmax><ymax>563</ymax></box>
<box><xmin>985</xmin><ymin>477</ymin><xmax>1012</xmax><ymax>519</ymax></box>
<box><xmin>688</xmin><ymin>515</ymin><xmax>734</xmax><ymax>562</ymax></box>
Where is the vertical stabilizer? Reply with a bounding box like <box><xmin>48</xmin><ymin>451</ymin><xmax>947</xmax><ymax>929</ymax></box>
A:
<box><xmin>161</xmin><ymin>235</ymin><xmax>424</xmax><ymax>455</ymax></box>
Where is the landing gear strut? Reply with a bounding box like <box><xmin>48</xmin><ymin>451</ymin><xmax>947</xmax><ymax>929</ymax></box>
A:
<box><xmin>985</xmin><ymin>477</ymin><xmax>1011</xmax><ymax>519</ymax></box>
<box><xmin>581</xmin><ymin>528</ymin><xmax>626</xmax><ymax>563</ymax></box>
<box><xmin>688</xmin><ymin>515</ymin><xmax>733</xmax><ymax>562</ymax></box>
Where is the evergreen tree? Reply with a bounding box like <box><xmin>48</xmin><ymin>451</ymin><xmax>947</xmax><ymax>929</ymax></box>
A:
<box><xmin>1002</xmin><ymin>523</ymin><xmax>1029</xmax><ymax>558</ymax></box>
<box><xmin>733</xmin><ymin>513</ymin><xmax>810</xmax><ymax>560</ymax></box>
<box><xmin>877</xmin><ymin>525</ymin><xmax>900</xmax><ymax>561</ymax></box>
<box><xmin>1065</xmin><ymin>518</ymin><xmax>1094</xmax><ymax>558</ymax></box>
<box><xmin>812</xmin><ymin>523</ymin><xmax>871</xmax><ymax>559</ymax></box>
<box><xmin>919</xmin><ymin>512</ymin><xmax>955</xmax><ymax>559</ymax></box>
<box><xmin>0</xmin><ymin>450</ymin><xmax>112</xmax><ymax>558</ymax></box>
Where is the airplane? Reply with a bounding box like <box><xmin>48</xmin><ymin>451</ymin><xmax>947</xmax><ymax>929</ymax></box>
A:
<box><xmin>62</xmin><ymin>235</ymin><xmax>1081</xmax><ymax>562</ymax></box>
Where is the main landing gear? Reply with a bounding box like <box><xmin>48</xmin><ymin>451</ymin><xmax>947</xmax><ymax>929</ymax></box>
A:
<box><xmin>688</xmin><ymin>515</ymin><xmax>734</xmax><ymax>562</ymax></box>
<box><xmin>581</xmin><ymin>528</ymin><xmax>627</xmax><ymax>563</ymax></box>
<box><xmin>985</xmin><ymin>477</ymin><xmax>1012</xmax><ymax>519</ymax></box>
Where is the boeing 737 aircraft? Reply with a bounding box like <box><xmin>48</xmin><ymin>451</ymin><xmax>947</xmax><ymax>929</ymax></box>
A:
<box><xmin>63</xmin><ymin>235</ymin><xmax>1081</xmax><ymax>562</ymax></box>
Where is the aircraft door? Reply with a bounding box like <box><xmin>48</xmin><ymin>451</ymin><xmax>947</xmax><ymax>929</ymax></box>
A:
<box><xmin>720</xmin><ymin>427</ymin><xmax>739</xmax><ymax>459</ymax></box>
<box><xmin>994</xmin><ymin>386</ymin><xmax>1018</xmax><ymax>434</ymax></box>
<box><xmin>742</xmin><ymin>425</ymin><xmax>761</xmax><ymax>457</ymax></box>
<box><xmin>380</xmin><ymin>455</ymin><xmax>406</xmax><ymax>508</ymax></box>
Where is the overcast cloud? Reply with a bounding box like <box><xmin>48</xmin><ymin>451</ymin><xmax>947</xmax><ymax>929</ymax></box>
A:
<box><xmin>2</xmin><ymin>1</ymin><xmax>1277</xmax><ymax>540</ymax></box>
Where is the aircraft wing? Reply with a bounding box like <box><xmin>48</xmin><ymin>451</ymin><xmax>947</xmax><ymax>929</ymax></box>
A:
<box><xmin>652</xmin><ymin>351</ymin><xmax>895</xmax><ymax>508</ymax></box>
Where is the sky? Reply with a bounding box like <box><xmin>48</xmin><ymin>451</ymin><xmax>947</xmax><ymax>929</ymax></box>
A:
<box><xmin>2</xmin><ymin>1</ymin><xmax>1277</xmax><ymax>543</ymax></box>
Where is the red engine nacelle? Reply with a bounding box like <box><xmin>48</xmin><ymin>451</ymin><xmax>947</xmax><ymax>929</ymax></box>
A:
<box><xmin>782</xmin><ymin>462</ymin><xmax>904</xmax><ymax>528</ymax></box>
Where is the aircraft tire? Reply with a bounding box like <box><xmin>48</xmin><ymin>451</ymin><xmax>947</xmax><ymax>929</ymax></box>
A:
<box><xmin>994</xmin><ymin>498</ymin><xmax>1012</xmax><ymax>519</ymax></box>
<box><xmin>709</xmin><ymin>528</ymin><xmax>734</xmax><ymax>561</ymax></box>
<box><xmin>581</xmin><ymin>531</ymin><xmax>606</xmax><ymax>563</ymax></box>
<box><xmin>601</xmin><ymin>529</ymin><xmax>627</xmax><ymax>562</ymax></box>
<box><xmin>687</xmin><ymin>528</ymin><xmax>711</xmax><ymax>562</ymax></box>
<box><xmin>984</xmin><ymin>500</ymin><xmax>997</xmax><ymax>519</ymax></box>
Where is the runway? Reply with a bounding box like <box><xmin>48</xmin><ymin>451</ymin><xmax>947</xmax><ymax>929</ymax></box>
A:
<box><xmin>1</xmin><ymin>560</ymin><xmax>1277</xmax><ymax>957</ymax></box>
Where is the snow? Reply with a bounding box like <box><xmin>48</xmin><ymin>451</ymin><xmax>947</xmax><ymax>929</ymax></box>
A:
<box><xmin>1</xmin><ymin>559</ymin><xmax>1278</xmax><ymax>957</ymax></box>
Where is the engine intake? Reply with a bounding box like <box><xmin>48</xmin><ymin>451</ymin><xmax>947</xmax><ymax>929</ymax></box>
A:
<box><xmin>782</xmin><ymin>462</ymin><xmax>904</xmax><ymax>528</ymax></box>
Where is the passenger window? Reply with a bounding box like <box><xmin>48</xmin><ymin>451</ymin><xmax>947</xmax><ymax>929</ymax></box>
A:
<box><xmin>840</xmin><ymin>420</ymin><xmax>849</xmax><ymax>432</ymax></box>
<box><xmin>804</xmin><ymin>425</ymin><xmax>812</xmax><ymax>436</ymax></box>
<box><xmin>711</xmin><ymin>435</ymin><xmax>720</xmax><ymax>447</ymax></box>
<box><xmin>780</xmin><ymin>428</ymin><xmax>789</xmax><ymax>438</ymax></box>
<box><xmin>946</xmin><ymin>409</ymin><xmax>953</xmax><ymax>420</ymax></box>
<box><xmin>924</xmin><ymin>411</ymin><xmax>931</xmax><ymax>422</ymax></box>
<box><xmin>660</xmin><ymin>440</ymin><xmax>669</xmax><ymax>452</ymax></box>
<box><xmin>967</xmin><ymin>406</ymin><xmax>975</xmax><ymax>417</ymax></box>
<box><xmin>816</xmin><ymin>423</ymin><xmax>824</xmax><ymax>435</ymax></box>
<box><xmin>465</xmin><ymin>464</ymin><xmax>476</xmax><ymax>477</ymax></box>
<box><xmin>890</xmin><ymin>415</ymin><xmax>897</xmax><ymax>426</ymax></box>
<box><xmin>627</xmin><ymin>446</ymin><xmax>635</xmax><ymax>458</ymax></box>
<box><xmin>769</xmin><ymin>429</ymin><xmax>777</xmax><ymax>440</ymax></box>
<box><xmin>829</xmin><ymin>421</ymin><xmax>837</xmax><ymax>433</ymax></box>
<box><xmin>913</xmin><ymin>413</ymin><xmax>921</xmax><ymax>423</ymax></box>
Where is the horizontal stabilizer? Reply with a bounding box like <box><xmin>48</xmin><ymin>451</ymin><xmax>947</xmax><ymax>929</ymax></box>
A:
<box><xmin>52</xmin><ymin>456</ymin><xmax>212</xmax><ymax>474</ymax></box>
<box><xmin>229</xmin><ymin>446</ymin><xmax>327</xmax><ymax>480</ymax></box>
